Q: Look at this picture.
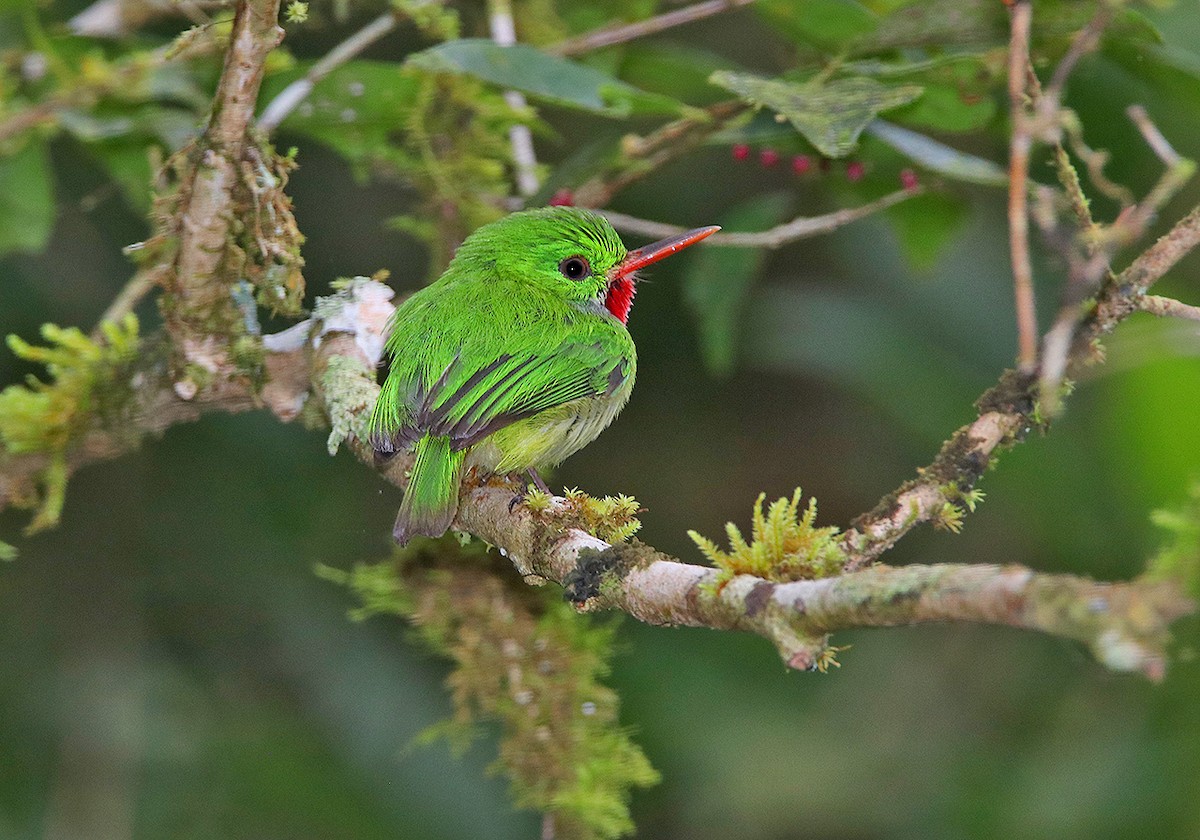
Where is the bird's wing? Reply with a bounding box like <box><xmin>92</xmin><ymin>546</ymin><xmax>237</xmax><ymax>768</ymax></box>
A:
<box><xmin>380</xmin><ymin>341</ymin><xmax>630</xmax><ymax>454</ymax></box>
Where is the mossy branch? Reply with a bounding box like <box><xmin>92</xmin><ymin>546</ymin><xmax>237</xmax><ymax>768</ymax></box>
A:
<box><xmin>295</xmin><ymin>283</ymin><xmax>1194</xmax><ymax>680</ymax></box>
<box><xmin>3</xmin><ymin>270</ymin><xmax>1195</xmax><ymax>679</ymax></box>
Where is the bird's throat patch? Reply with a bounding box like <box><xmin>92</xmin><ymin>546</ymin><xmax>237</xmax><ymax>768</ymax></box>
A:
<box><xmin>605</xmin><ymin>277</ymin><xmax>636</xmax><ymax>324</ymax></box>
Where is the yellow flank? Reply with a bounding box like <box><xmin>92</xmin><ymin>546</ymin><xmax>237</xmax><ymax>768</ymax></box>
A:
<box><xmin>470</xmin><ymin>378</ymin><xmax>634</xmax><ymax>474</ymax></box>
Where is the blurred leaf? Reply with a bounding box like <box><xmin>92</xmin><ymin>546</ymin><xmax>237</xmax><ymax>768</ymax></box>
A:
<box><xmin>684</xmin><ymin>192</ymin><xmax>791</xmax><ymax>376</ymax></box>
<box><xmin>614</xmin><ymin>43</ymin><xmax>738</xmax><ymax>106</ymax></box>
<box><xmin>866</xmin><ymin>120</ymin><xmax>1007</xmax><ymax>186</ymax></box>
<box><xmin>885</xmin><ymin>190</ymin><xmax>968</xmax><ymax>271</ymax></box>
<box><xmin>408</xmin><ymin>39</ymin><xmax>686</xmax><ymax>117</ymax></box>
<box><xmin>259</xmin><ymin>60</ymin><xmax>425</xmax><ymax>178</ymax></box>
<box><xmin>0</xmin><ymin>540</ymin><xmax>15</xmax><ymax>561</ymax></box>
<box><xmin>755</xmin><ymin>0</ymin><xmax>877</xmax><ymax>48</ymax></box>
<box><xmin>710</xmin><ymin>71</ymin><xmax>922</xmax><ymax>158</ymax></box>
<box><xmin>0</xmin><ymin>143</ymin><xmax>54</xmax><ymax>256</ymax></box>
<box><xmin>866</xmin><ymin>0</ymin><xmax>1005</xmax><ymax>50</ymax></box>
<box><xmin>842</xmin><ymin>53</ymin><xmax>1000</xmax><ymax>133</ymax></box>
<box><xmin>262</xmin><ymin>60</ymin><xmax>423</xmax><ymax>133</ymax></box>
<box><xmin>888</xmin><ymin>82</ymin><xmax>996</xmax><ymax>133</ymax></box>
<box><xmin>1103</xmin><ymin>41</ymin><xmax>1200</xmax><ymax>112</ymax></box>
<box><xmin>89</xmin><ymin>141</ymin><xmax>154</xmax><ymax>212</ymax></box>
<box><xmin>1146</xmin><ymin>484</ymin><xmax>1200</xmax><ymax>598</ymax></box>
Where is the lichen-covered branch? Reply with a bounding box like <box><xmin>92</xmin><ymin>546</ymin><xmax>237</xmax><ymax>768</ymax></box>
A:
<box><xmin>2</xmin><ymin>271</ymin><xmax>1193</xmax><ymax>677</ymax></box>
<box><xmin>160</xmin><ymin>0</ymin><xmax>287</xmax><ymax>352</ymax></box>
<box><xmin>842</xmin><ymin>199</ymin><xmax>1200</xmax><ymax>568</ymax></box>
<box><xmin>293</xmin><ymin>283</ymin><xmax>1193</xmax><ymax>680</ymax></box>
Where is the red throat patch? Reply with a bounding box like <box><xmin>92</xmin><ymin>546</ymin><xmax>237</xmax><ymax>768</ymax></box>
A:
<box><xmin>605</xmin><ymin>276</ymin><xmax>636</xmax><ymax>324</ymax></box>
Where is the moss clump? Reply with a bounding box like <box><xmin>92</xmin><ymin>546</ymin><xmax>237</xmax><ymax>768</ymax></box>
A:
<box><xmin>1146</xmin><ymin>484</ymin><xmax>1200</xmax><ymax>598</ymax></box>
<box><xmin>319</xmin><ymin>539</ymin><xmax>657</xmax><ymax>839</ymax></box>
<box><xmin>689</xmin><ymin>488</ymin><xmax>845</xmax><ymax>586</ymax></box>
<box><xmin>523</xmin><ymin>487</ymin><xmax>642</xmax><ymax>544</ymax></box>
<box><xmin>0</xmin><ymin>315</ymin><xmax>140</xmax><ymax>533</ymax></box>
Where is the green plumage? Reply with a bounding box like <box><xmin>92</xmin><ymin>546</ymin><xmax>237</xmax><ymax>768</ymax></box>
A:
<box><xmin>370</xmin><ymin>207</ymin><xmax>638</xmax><ymax>544</ymax></box>
<box><xmin>371</xmin><ymin>207</ymin><xmax>717</xmax><ymax>544</ymax></box>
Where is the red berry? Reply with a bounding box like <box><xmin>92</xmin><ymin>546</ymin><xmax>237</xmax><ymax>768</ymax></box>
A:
<box><xmin>549</xmin><ymin>188</ymin><xmax>574</xmax><ymax>207</ymax></box>
<box><xmin>791</xmin><ymin>155</ymin><xmax>811</xmax><ymax>175</ymax></box>
<box><xmin>900</xmin><ymin>168</ymin><xmax>920</xmax><ymax>191</ymax></box>
<box><xmin>759</xmin><ymin>148</ymin><xmax>780</xmax><ymax>167</ymax></box>
<box><xmin>731</xmin><ymin>143</ymin><xmax>751</xmax><ymax>161</ymax></box>
<box><xmin>846</xmin><ymin>160</ymin><xmax>865</xmax><ymax>182</ymax></box>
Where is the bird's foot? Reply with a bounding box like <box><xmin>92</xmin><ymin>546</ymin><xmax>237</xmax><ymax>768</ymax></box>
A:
<box><xmin>527</xmin><ymin>468</ymin><xmax>550</xmax><ymax>494</ymax></box>
<box><xmin>508</xmin><ymin>469</ymin><xmax>552</xmax><ymax>513</ymax></box>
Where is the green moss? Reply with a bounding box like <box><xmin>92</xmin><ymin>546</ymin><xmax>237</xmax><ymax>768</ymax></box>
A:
<box><xmin>0</xmin><ymin>315</ymin><xmax>140</xmax><ymax>533</ymax></box>
<box><xmin>1146</xmin><ymin>484</ymin><xmax>1200</xmax><ymax>598</ymax></box>
<box><xmin>689</xmin><ymin>488</ymin><xmax>846</xmax><ymax>586</ymax></box>
<box><xmin>526</xmin><ymin>488</ymin><xmax>643</xmax><ymax>545</ymax></box>
<box><xmin>321</xmin><ymin>539</ymin><xmax>657</xmax><ymax>839</ymax></box>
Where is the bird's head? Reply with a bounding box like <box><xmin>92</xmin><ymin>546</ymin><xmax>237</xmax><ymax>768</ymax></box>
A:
<box><xmin>453</xmin><ymin>207</ymin><xmax>718</xmax><ymax>325</ymax></box>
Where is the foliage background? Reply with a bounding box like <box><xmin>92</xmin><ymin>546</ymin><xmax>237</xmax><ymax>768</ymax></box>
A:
<box><xmin>2</xmin><ymin>0</ymin><xmax>1200</xmax><ymax>837</ymax></box>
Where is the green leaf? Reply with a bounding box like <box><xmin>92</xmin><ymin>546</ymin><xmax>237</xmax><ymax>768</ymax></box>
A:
<box><xmin>0</xmin><ymin>540</ymin><xmax>16</xmax><ymax>561</ymax></box>
<box><xmin>259</xmin><ymin>60</ymin><xmax>425</xmax><ymax>178</ymax></box>
<box><xmin>262</xmin><ymin>60</ymin><xmax>423</xmax><ymax>133</ymax></box>
<box><xmin>0</xmin><ymin>142</ymin><xmax>55</xmax><ymax>256</ymax></box>
<box><xmin>710</xmin><ymin>71</ymin><xmax>922</xmax><ymax>158</ymax></box>
<box><xmin>887</xmin><ymin>82</ymin><xmax>996</xmax><ymax>133</ymax></box>
<box><xmin>615</xmin><ymin>43</ymin><xmax>738</xmax><ymax>106</ymax></box>
<box><xmin>684</xmin><ymin>192</ymin><xmax>792</xmax><ymax>376</ymax></box>
<box><xmin>408</xmin><ymin>39</ymin><xmax>685</xmax><ymax>117</ymax></box>
<box><xmin>89</xmin><ymin>141</ymin><xmax>155</xmax><ymax>212</ymax></box>
<box><xmin>867</xmin><ymin>0</ymin><xmax>1005</xmax><ymax>50</ymax></box>
<box><xmin>886</xmin><ymin>191</ymin><xmax>968</xmax><ymax>271</ymax></box>
<box><xmin>866</xmin><ymin>120</ymin><xmax>1007</xmax><ymax>186</ymax></box>
<box><xmin>756</xmin><ymin>0</ymin><xmax>878</xmax><ymax>48</ymax></box>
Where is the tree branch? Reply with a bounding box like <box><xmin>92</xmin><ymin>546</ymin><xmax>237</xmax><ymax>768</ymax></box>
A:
<box><xmin>1007</xmin><ymin>0</ymin><xmax>1039</xmax><ymax>372</ymax></box>
<box><xmin>1138</xmin><ymin>295</ymin><xmax>1200</xmax><ymax>323</ymax></box>
<box><xmin>602</xmin><ymin>186</ymin><xmax>921</xmax><ymax>247</ymax></box>
<box><xmin>311</xmin><ymin>282</ymin><xmax>1191</xmax><ymax>681</ymax></box>
<box><xmin>163</xmin><ymin>0</ymin><xmax>283</xmax><ymax>351</ymax></box>
<box><xmin>548</xmin><ymin>0</ymin><xmax>757</xmax><ymax>57</ymax></box>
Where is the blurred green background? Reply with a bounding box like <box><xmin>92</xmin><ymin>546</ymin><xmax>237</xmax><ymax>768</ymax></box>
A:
<box><xmin>3</xmin><ymin>0</ymin><xmax>1200</xmax><ymax>837</ymax></box>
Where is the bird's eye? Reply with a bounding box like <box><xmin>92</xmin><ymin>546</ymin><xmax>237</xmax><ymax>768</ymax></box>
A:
<box><xmin>558</xmin><ymin>256</ymin><xmax>591</xmax><ymax>280</ymax></box>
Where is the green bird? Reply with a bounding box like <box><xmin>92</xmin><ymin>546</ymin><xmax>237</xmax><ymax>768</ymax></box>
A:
<box><xmin>369</xmin><ymin>206</ymin><xmax>718</xmax><ymax>545</ymax></box>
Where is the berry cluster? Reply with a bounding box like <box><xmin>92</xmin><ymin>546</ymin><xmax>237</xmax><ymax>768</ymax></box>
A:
<box><xmin>731</xmin><ymin>144</ymin><xmax>919</xmax><ymax>192</ymax></box>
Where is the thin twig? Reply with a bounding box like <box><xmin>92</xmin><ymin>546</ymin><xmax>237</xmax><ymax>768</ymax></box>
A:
<box><xmin>1036</xmin><ymin>3</ymin><xmax>1114</xmax><ymax>129</ymax></box>
<box><xmin>1138</xmin><ymin>295</ymin><xmax>1200</xmax><ymax>323</ymax></box>
<box><xmin>257</xmin><ymin>11</ymin><xmax>399</xmax><ymax>132</ymax></box>
<box><xmin>602</xmin><ymin>186</ymin><xmax>921</xmax><ymax>248</ymax></box>
<box><xmin>487</xmin><ymin>0</ymin><xmax>540</xmax><ymax>199</ymax></box>
<box><xmin>94</xmin><ymin>268</ymin><xmax>163</xmax><ymax>330</ymax></box>
<box><xmin>572</xmin><ymin>100</ymin><xmax>747</xmax><ymax>208</ymax></box>
<box><xmin>1127</xmin><ymin>104</ymin><xmax>1183</xmax><ymax>169</ymax></box>
<box><xmin>549</xmin><ymin>0</ymin><xmax>756</xmax><ymax>57</ymax></box>
<box><xmin>1007</xmin><ymin>0</ymin><xmax>1039</xmax><ymax>372</ymax></box>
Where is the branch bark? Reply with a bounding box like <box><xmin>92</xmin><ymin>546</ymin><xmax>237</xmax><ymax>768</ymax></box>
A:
<box><xmin>163</xmin><ymin>0</ymin><xmax>283</xmax><ymax>351</ymax></box>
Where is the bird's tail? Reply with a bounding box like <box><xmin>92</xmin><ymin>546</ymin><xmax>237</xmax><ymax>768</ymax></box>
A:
<box><xmin>394</xmin><ymin>434</ymin><xmax>463</xmax><ymax>545</ymax></box>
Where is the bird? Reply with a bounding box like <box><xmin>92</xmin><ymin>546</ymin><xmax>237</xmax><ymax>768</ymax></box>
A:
<box><xmin>368</xmin><ymin>206</ymin><xmax>719</xmax><ymax>545</ymax></box>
